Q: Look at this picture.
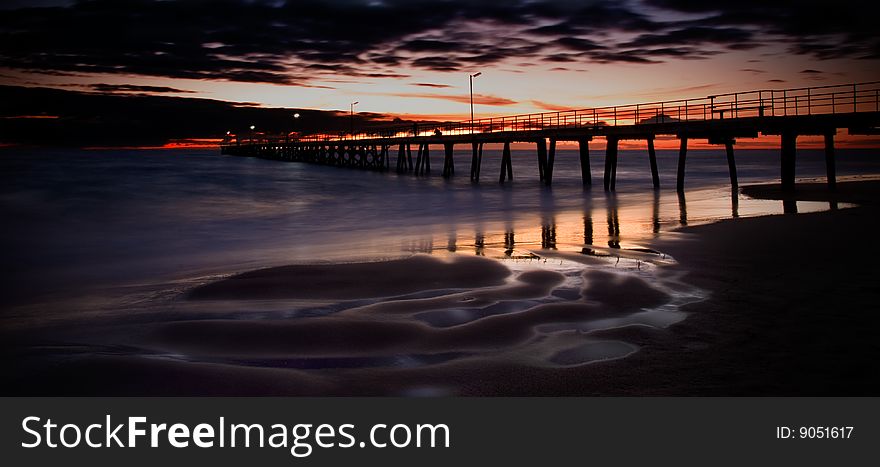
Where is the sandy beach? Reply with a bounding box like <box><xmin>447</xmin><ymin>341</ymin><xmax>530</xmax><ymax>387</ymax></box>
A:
<box><xmin>4</xmin><ymin>177</ymin><xmax>878</xmax><ymax>395</ymax></box>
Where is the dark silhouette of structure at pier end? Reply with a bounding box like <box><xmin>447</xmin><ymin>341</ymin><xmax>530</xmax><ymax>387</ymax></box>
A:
<box><xmin>222</xmin><ymin>82</ymin><xmax>880</xmax><ymax>192</ymax></box>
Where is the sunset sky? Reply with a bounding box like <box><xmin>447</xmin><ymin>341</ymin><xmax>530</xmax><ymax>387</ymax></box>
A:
<box><xmin>1</xmin><ymin>0</ymin><xmax>878</xmax><ymax>145</ymax></box>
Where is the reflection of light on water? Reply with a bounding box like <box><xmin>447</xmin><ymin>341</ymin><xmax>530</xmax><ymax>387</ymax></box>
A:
<box><xmin>392</xmin><ymin>186</ymin><xmax>855</xmax><ymax>261</ymax></box>
<box><xmin>397</xmin><ymin>245</ymin><xmax>706</xmax><ymax>369</ymax></box>
<box><xmin>511</xmin><ymin>254</ymin><xmax>706</xmax><ymax>368</ymax></box>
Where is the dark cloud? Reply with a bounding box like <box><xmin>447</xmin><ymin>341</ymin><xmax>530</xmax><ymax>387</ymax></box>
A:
<box><xmin>645</xmin><ymin>0</ymin><xmax>880</xmax><ymax>60</ymax></box>
<box><xmin>621</xmin><ymin>26</ymin><xmax>755</xmax><ymax>49</ymax></box>
<box><xmin>799</xmin><ymin>69</ymin><xmax>828</xmax><ymax>81</ymax></box>
<box><xmin>411</xmin><ymin>83</ymin><xmax>453</xmax><ymax>88</ymax></box>
<box><xmin>530</xmin><ymin>100</ymin><xmax>570</xmax><ymax>111</ymax></box>
<box><xmin>0</xmin><ymin>0</ymin><xmax>875</xmax><ymax>86</ymax></box>
<box><xmin>553</xmin><ymin>37</ymin><xmax>606</xmax><ymax>52</ymax></box>
<box><xmin>410</xmin><ymin>57</ymin><xmax>462</xmax><ymax>72</ymax></box>
<box><xmin>88</xmin><ymin>84</ymin><xmax>196</xmax><ymax>94</ymax></box>
<box><xmin>398</xmin><ymin>39</ymin><xmax>463</xmax><ymax>53</ymax></box>
<box><xmin>388</xmin><ymin>92</ymin><xmax>517</xmax><ymax>106</ymax></box>
<box><xmin>0</xmin><ymin>85</ymin><xmax>406</xmax><ymax>147</ymax></box>
<box><xmin>542</xmin><ymin>53</ymin><xmax>580</xmax><ymax>63</ymax></box>
<box><xmin>0</xmin><ymin>0</ymin><xmax>453</xmax><ymax>84</ymax></box>
<box><xmin>630</xmin><ymin>47</ymin><xmax>717</xmax><ymax>59</ymax></box>
<box><xmin>589</xmin><ymin>52</ymin><xmax>658</xmax><ymax>64</ymax></box>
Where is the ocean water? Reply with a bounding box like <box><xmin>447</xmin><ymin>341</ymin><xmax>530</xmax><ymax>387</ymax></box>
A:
<box><xmin>1</xmin><ymin>146</ymin><xmax>878</xmax><ymax>394</ymax></box>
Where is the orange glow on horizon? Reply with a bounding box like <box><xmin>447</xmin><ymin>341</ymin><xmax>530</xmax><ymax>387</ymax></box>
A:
<box><xmin>80</xmin><ymin>138</ymin><xmax>223</xmax><ymax>150</ymax></box>
<box><xmin>1</xmin><ymin>115</ymin><xmax>60</xmax><ymax>119</ymax></box>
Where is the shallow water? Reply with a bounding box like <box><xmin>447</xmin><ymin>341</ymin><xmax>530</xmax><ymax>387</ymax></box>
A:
<box><xmin>1</xmin><ymin>146</ymin><xmax>876</xmax><ymax>394</ymax></box>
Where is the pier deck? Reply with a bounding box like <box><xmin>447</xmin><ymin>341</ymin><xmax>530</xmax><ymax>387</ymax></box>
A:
<box><xmin>222</xmin><ymin>81</ymin><xmax>880</xmax><ymax>191</ymax></box>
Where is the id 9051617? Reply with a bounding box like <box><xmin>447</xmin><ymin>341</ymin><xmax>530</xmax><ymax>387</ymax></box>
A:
<box><xmin>776</xmin><ymin>426</ymin><xmax>854</xmax><ymax>439</ymax></box>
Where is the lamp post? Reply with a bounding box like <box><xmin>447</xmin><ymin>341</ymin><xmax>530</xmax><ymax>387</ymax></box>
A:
<box><xmin>249</xmin><ymin>124</ymin><xmax>255</xmax><ymax>143</ymax></box>
<box><xmin>470</xmin><ymin>72</ymin><xmax>481</xmax><ymax>133</ymax></box>
<box><xmin>292</xmin><ymin>113</ymin><xmax>300</xmax><ymax>142</ymax></box>
<box><xmin>350</xmin><ymin>101</ymin><xmax>359</xmax><ymax>138</ymax></box>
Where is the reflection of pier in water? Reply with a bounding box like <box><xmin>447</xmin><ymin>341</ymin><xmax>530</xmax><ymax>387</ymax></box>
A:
<box><xmin>400</xmin><ymin>191</ymin><xmax>839</xmax><ymax>258</ymax></box>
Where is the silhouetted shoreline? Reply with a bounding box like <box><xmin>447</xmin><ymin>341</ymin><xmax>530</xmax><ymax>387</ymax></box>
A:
<box><xmin>637</xmin><ymin>179</ymin><xmax>880</xmax><ymax>394</ymax></box>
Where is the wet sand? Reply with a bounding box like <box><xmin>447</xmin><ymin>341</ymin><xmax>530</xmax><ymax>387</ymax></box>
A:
<box><xmin>5</xmin><ymin>180</ymin><xmax>880</xmax><ymax>395</ymax></box>
<box><xmin>187</xmin><ymin>255</ymin><xmax>511</xmax><ymax>301</ymax></box>
<box><xmin>628</xmin><ymin>179</ymin><xmax>880</xmax><ymax>395</ymax></box>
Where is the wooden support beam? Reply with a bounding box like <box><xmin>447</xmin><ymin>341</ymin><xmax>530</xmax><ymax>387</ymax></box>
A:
<box><xmin>414</xmin><ymin>143</ymin><xmax>424</xmax><ymax>174</ymax></box>
<box><xmin>678</xmin><ymin>191</ymin><xmax>688</xmax><ymax>225</ymax></box>
<box><xmin>470</xmin><ymin>143</ymin><xmax>478</xmax><ymax>180</ymax></box>
<box><xmin>731</xmin><ymin>187</ymin><xmax>739</xmax><ymax>218</ymax></box>
<box><xmin>406</xmin><ymin>144</ymin><xmax>413</xmax><ymax>171</ymax></box>
<box><xmin>647</xmin><ymin>137</ymin><xmax>660</xmax><ymax>189</ymax></box>
<box><xmin>604</xmin><ymin>137</ymin><xmax>619</xmax><ymax>191</ymax></box>
<box><xmin>424</xmin><ymin>143</ymin><xmax>431</xmax><ymax>173</ymax></box>
<box><xmin>397</xmin><ymin>144</ymin><xmax>406</xmax><ymax>172</ymax></box>
<box><xmin>781</xmin><ymin>132</ymin><xmax>797</xmax><ymax>192</ymax></box>
<box><xmin>536</xmin><ymin>139</ymin><xmax>547</xmax><ymax>182</ymax></box>
<box><xmin>725</xmin><ymin>140</ymin><xmax>738</xmax><ymax>188</ymax></box>
<box><xmin>442</xmin><ymin>143</ymin><xmax>455</xmax><ymax>178</ymax></box>
<box><xmin>470</xmin><ymin>142</ymin><xmax>483</xmax><ymax>182</ymax></box>
<box><xmin>676</xmin><ymin>137</ymin><xmax>688</xmax><ymax>192</ymax></box>
<box><xmin>476</xmin><ymin>143</ymin><xmax>483</xmax><ymax>180</ymax></box>
<box><xmin>545</xmin><ymin>139</ymin><xmax>556</xmax><ymax>186</ymax></box>
<box><xmin>578</xmin><ymin>138</ymin><xmax>591</xmax><ymax>186</ymax></box>
<box><xmin>824</xmin><ymin>131</ymin><xmax>836</xmax><ymax>191</ymax></box>
<box><xmin>499</xmin><ymin>141</ymin><xmax>513</xmax><ymax>183</ymax></box>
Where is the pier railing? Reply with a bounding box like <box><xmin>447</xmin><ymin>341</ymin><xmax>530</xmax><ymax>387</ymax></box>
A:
<box><xmin>226</xmin><ymin>81</ymin><xmax>880</xmax><ymax>145</ymax></box>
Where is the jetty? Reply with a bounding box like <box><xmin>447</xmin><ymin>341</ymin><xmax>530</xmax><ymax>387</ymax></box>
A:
<box><xmin>221</xmin><ymin>82</ymin><xmax>880</xmax><ymax>191</ymax></box>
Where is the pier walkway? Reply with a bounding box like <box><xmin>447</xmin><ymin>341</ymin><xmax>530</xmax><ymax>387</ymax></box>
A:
<box><xmin>221</xmin><ymin>81</ymin><xmax>880</xmax><ymax>191</ymax></box>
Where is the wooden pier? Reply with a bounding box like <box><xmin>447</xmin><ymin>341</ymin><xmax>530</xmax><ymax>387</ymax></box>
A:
<box><xmin>221</xmin><ymin>82</ymin><xmax>880</xmax><ymax>191</ymax></box>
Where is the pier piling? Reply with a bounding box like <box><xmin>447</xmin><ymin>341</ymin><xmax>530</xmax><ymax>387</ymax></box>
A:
<box><xmin>824</xmin><ymin>131</ymin><xmax>836</xmax><ymax>190</ymax></box>
<box><xmin>536</xmin><ymin>139</ymin><xmax>547</xmax><ymax>182</ymax></box>
<box><xmin>578</xmin><ymin>138</ymin><xmax>591</xmax><ymax>186</ymax></box>
<box><xmin>545</xmin><ymin>139</ymin><xmax>556</xmax><ymax>187</ymax></box>
<box><xmin>647</xmin><ymin>137</ymin><xmax>660</xmax><ymax>189</ymax></box>
<box><xmin>442</xmin><ymin>143</ymin><xmax>455</xmax><ymax>178</ymax></box>
<box><xmin>500</xmin><ymin>142</ymin><xmax>513</xmax><ymax>183</ymax></box>
<box><xmin>604</xmin><ymin>137</ymin><xmax>619</xmax><ymax>191</ymax></box>
<box><xmin>725</xmin><ymin>140</ymin><xmax>738</xmax><ymax>188</ymax></box>
<box><xmin>676</xmin><ymin>137</ymin><xmax>688</xmax><ymax>192</ymax></box>
<box><xmin>781</xmin><ymin>132</ymin><xmax>797</xmax><ymax>191</ymax></box>
<box><xmin>470</xmin><ymin>142</ymin><xmax>483</xmax><ymax>182</ymax></box>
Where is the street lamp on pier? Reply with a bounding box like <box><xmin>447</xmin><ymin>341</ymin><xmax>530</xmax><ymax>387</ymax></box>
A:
<box><xmin>470</xmin><ymin>72</ymin><xmax>481</xmax><ymax>133</ymax></box>
<box><xmin>292</xmin><ymin>113</ymin><xmax>300</xmax><ymax>142</ymax></box>
<box><xmin>350</xmin><ymin>102</ymin><xmax>359</xmax><ymax>138</ymax></box>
